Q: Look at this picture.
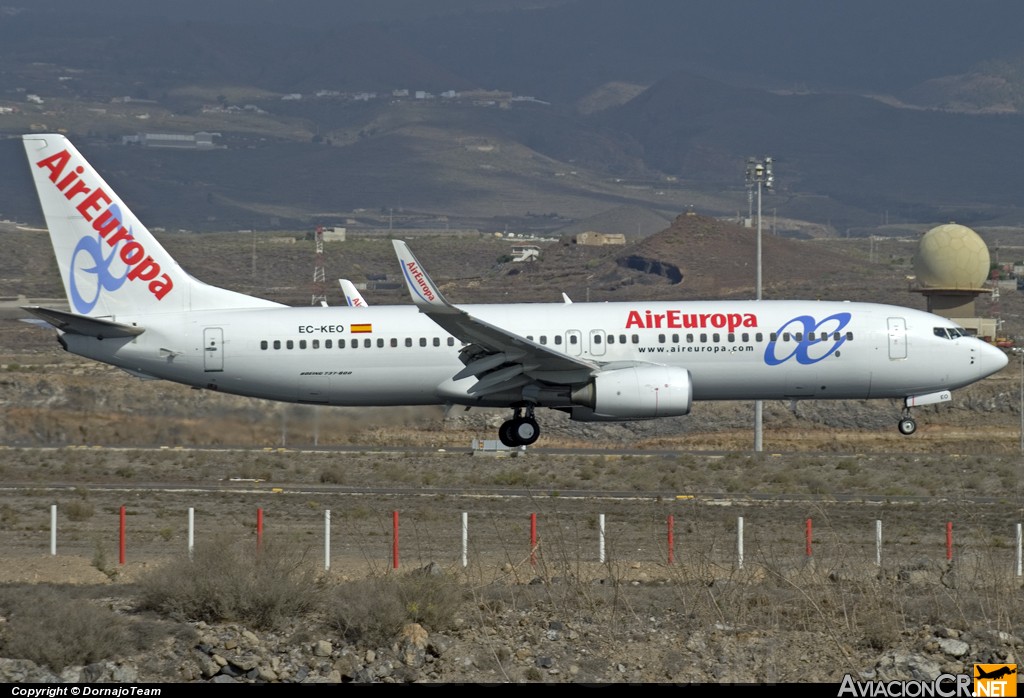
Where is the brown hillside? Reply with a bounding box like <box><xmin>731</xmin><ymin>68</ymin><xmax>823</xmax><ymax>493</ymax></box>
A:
<box><xmin>509</xmin><ymin>213</ymin><xmax>879</xmax><ymax>304</ymax></box>
<box><xmin>620</xmin><ymin>212</ymin><xmax>866</xmax><ymax>297</ymax></box>
<box><xmin>512</xmin><ymin>210</ymin><xmax>872</xmax><ymax>300</ymax></box>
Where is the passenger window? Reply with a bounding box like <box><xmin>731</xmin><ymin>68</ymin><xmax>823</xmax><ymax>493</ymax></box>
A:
<box><xmin>339</xmin><ymin>339</ymin><xmax>346</xmax><ymax>348</ymax></box>
<box><xmin>620</xmin><ymin>335</ymin><xmax>627</xmax><ymax>344</ymax></box>
<box><xmin>325</xmin><ymin>340</ymin><xmax>332</xmax><ymax>349</ymax></box>
<box><xmin>741</xmin><ymin>333</ymin><xmax>749</xmax><ymax>342</ymax></box>
<box><xmin>658</xmin><ymin>334</ymin><xmax>665</xmax><ymax>343</ymax></box>
<box><xmin>364</xmin><ymin>339</ymin><xmax>371</xmax><ymax>348</ymax></box>
<box><xmin>686</xmin><ymin>334</ymin><xmax>694</xmax><ymax>343</ymax></box>
<box><xmin>312</xmin><ymin>339</ymin><xmax>319</xmax><ymax>349</ymax></box>
<box><xmin>756</xmin><ymin>333</ymin><xmax>763</xmax><ymax>342</ymax></box>
<box><xmin>540</xmin><ymin>335</ymin><xmax>547</xmax><ymax>345</ymax></box>
<box><xmin>406</xmin><ymin>338</ymin><xmax>413</xmax><ymax>347</ymax></box>
<box><xmin>631</xmin><ymin>334</ymin><xmax>639</xmax><ymax>344</ymax></box>
<box><xmin>420</xmin><ymin>338</ymin><xmax>427</xmax><ymax>347</ymax></box>
<box><xmin>390</xmin><ymin>338</ymin><xmax>398</xmax><ymax>348</ymax></box>
<box><xmin>570</xmin><ymin>335</ymin><xmax>578</xmax><ymax>345</ymax></box>
<box><xmin>351</xmin><ymin>341</ymin><xmax>357</xmax><ymax>349</ymax></box>
<box><xmin>555</xmin><ymin>336</ymin><xmax>563</xmax><ymax>345</ymax></box>
<box><xmin>712</xmin><ymin>333</ymin><xmax>720</xmax><ymax>343</ymax></box>
<box><xmin>728</xmin><ymin>333</ymin><xmax>735</xmax><ymax>342</ymax></box>
<box><xmin>260</xmin><ymin>340</ymin><xmax>268</xmax><ymax>350</ymax></box>
<box><xmin>794</xmin><ymin>332</ymin><xmax>802</xmax><ymax>341</ymax></box>
<box><xmin>286</xmin><ymin>340</ymin><xmax>294</xmax><ymax>350</ymax></box>
<box><xmin>433</xmin><ymin>337</ymin><xmax>440</xmax><ymax>347</ymax></box>
<box><xmin>272</xmin><ymin>340</ymin><xmax>280</xmax><ymax>350</ymax></box>
<box><xmin>770</xmin><ymin>332</ymin><xmax>778</xmax><ymax>342</ymax></box>
<box><xmin>700</xmin><ymin>333</ymin><xmax>707</xmax><ymax>343</ymax></box>
<box><xmin>447</xmin><ymin>337</ymin><xmax>455</xmax><ymax>346</ymax></box>
<box><xmin>299</xmin><ymin>340</ymin><xmax>307</xmax><ymax>349</ymax></box>
<box><xmin>782</xmin><ymin>332</ymin><xmax>790</xmax><ymax>342</ymax></box>
<box><xmin>845</xmin><ymin>331</ymin><xmax>853</xmax><ymax>340</ymax></box>
<box><xmin>593</xmin><ymin>335</ymin><xmax>602</xmax><ymax>344</ymax></box>
<box><xmin>606</xmin><ymin>335</ymin><xmax>614</xmax><ymax>344</ymax></box>
<box><xmin>377</xmin><ymin>339</ymin><xmax>384</xmax><ymax>348</ymax></box>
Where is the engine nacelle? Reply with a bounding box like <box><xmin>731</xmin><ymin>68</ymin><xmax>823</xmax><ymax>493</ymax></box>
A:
<box><xmin>571</xmin><ymin>365</ymin><xmax>692</xmax><ymax>419</ymax></box>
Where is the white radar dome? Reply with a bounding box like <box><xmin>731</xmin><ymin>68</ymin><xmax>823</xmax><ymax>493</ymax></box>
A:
<box><xmin>913</xmin><ymin>223</ymin><xmax>990</xmax><ymax>289</ymax></box>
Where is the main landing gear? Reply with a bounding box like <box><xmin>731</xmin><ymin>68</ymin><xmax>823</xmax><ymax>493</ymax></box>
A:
<box><xmin>499</xmin><ymin>406</ymin><xmax>540</xmax><ymax>447</ymax></box>
<box><xmin>897</xmin><ymin>407</ymin><xmax>917</xmax><ymax>436</ymax></box>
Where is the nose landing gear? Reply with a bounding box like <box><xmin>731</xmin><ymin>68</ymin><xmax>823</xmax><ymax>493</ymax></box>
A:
<box><xmin>897</xmin><ymin>407</ymin><xmax>917</xmax><ymax>435</ymax></box>
<box><xmin>499</xmin><ymin>406</ymin><xmax>540</xmax><ymax>447</ymax></box>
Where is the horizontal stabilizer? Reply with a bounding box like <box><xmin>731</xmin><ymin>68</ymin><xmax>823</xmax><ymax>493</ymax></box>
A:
<box><xmin>22</xmin><ymin>306</ymin><xmax>144</xmax><ymax>339</ymax></box>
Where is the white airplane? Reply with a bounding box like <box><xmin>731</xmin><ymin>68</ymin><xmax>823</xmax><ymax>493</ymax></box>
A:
<box><xmin>21</xmin><ymin>134</ymin><xmax>1008</xmax><ymax>447</ymax></box>
<box><xmin>339</xmin><ymin>279</ymin><xmax>368</xmax><ymax>308</ymax></box>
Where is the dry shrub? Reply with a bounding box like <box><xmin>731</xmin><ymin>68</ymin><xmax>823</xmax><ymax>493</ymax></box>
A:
<box><xmin>63</xmin><ymin>499</ymin><xmax>94</xmax><ymax>521</ymax></box>
<box><xmin>327</xmin><ymin>566</ymin><xmax>464</xmax><ymax>646</ymax></box>
<box><xmin>0</xmin><ymin>586</ymin><xmax>137</xmax><ymax>670</ymax></box>
<box><xmin>137</xmin><ymin>537</ymin><xmax>322</xmax><ymax>630</ymax></box>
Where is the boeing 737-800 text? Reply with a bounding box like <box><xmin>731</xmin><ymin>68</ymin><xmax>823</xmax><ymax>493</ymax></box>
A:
<box><xmin>21</xmin><ymin>134</ymin><xmax>1008</xmax><ymax>446</ymax></box>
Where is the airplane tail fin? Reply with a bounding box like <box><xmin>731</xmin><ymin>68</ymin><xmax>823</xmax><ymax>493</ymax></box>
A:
<box><xmin>339</xmin><ymin>279</ymin><xmax>368</xmax><ymax>308</ymax></box>
<box><xmin>22</xmin><ymin>134</ymin><xmax>281</xmax><ymax>318</ymax></box>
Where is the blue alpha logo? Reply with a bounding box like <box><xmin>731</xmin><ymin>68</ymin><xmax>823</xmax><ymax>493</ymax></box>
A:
<box><xmin>68</xmin><ymin>204</ymin><xmax>130</xmax><ymax>314</ymax></box>
<box><xmin>764</xmin><ymin>312</ymin><xmax>852</xmax><ymax>366</ymax></box>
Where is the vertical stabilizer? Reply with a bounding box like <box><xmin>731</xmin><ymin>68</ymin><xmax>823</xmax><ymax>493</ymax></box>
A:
<box><xmin>339</xmin><ymin>279</ymin><xmax>368</xmax><ymax>308</ymax></box>
<box><xmin>22</xmin><ymin>134</ymin><xmax>281</xmax><ymax>317</ymax></box>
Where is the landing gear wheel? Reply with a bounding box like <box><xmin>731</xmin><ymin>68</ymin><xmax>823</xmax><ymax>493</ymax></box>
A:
<box><xmin>497</xmin><ymin>406</ymin><xmax>542</xmax><ymax>447</ymax></box>
<box><xmin>898</xmin><ymin>417</ymin><xmax>917</xmax><ymax>436</ymax></box>
<box><xmin>498</xmin><ymin>420</ymin><xmax>519</xmax><ymax>447</ymax></box>
<box><xmin>511</xmin><ymin>417</ymin><xmax>540</xmax><ymax>446</ymax></box>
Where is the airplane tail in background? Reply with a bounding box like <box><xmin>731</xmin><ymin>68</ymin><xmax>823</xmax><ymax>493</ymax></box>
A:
<box><xmin>22</xmin><ymin>134</ymin><xmax>281</xmax><ymax>318</ymax></box>
<box><xmin>339</xmin><ymin>279</ymin><xmax>368</xmax><ymax>308</ymax></box>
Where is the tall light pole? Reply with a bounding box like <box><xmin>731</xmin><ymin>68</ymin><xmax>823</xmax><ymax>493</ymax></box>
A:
<box><xmin>1014</xmin><ymin>348</ymin><xmax>1024</xmax><ymax>454</ymax></box>
<box><xmin>746</xmin><ymin>157</ymin><xmax>774</xmax><ymax>452</ymax></box>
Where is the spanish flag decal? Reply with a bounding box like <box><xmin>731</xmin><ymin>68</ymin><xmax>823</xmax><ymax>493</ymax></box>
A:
<box><xmin>350</xmin><ymin>323</ymin><xmax>373</xmax><ymax>334</ymax></box>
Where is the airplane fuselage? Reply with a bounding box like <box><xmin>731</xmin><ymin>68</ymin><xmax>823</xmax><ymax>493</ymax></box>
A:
<box><xmin>63</xmin><ymin>299</ymin><xmax>1000</xmax><ymax>411</ymax></box>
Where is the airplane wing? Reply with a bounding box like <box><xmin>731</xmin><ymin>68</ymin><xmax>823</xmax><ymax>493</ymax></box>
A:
<box><xmin>22</xmin><ymin>306</ymin><xmax>145</xmax><ymax>339</ymax></box>
<box><xmin>392</xmin><ymin>240</ymin><xmax>599</xmax><ymax>396</ymax></box>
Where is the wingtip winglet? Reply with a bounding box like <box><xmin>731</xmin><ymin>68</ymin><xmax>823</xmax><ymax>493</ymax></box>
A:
<box><xmin>392</xmin><ymin>239</ymin><xmax>449</xmax><ymax>308</ymax></box>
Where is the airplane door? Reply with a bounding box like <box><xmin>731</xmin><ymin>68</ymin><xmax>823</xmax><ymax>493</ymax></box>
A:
<box><xmin>203</xmin><ymin>327</ymin><xmax>224</xmax><ymax>372</ymax></box>
<box><xmin>565</xmin><ymin>330</ymin><xmax>582</xmax><ymax>356</ymax></box>
<box><xmin>887</xmin><ymin>317</ymin><xmax>907</xmax><ymax>360</ymax></box>
<box><xmin>589</xmin><ymin>330</ymin><xmax>607</xmax><ymax>356</ymax></box>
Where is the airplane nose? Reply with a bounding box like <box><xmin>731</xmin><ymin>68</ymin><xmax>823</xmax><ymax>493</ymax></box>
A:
<box><xmin>984</xmin><ymin>343</ymin><xmax>1010</xmax><ymax>377</ymax></box>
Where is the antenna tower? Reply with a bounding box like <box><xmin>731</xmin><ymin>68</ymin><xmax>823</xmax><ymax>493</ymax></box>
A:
<box><xmin>311</xmin><ymin>226</ymin><xmax>326</xmax><ymax>306</ymax></box>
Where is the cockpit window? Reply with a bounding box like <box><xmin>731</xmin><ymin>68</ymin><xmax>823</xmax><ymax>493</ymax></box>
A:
<box><xmin>934</xmin><ymin>327</ymin><xmax>966</xmax><ymax>339</ymax></box>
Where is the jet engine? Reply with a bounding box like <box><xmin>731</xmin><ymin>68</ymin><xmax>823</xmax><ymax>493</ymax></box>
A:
<box><xmin>570</xmin><ymin>365</ymin><xmax>692</xmax><ymax>419</ymax></box>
